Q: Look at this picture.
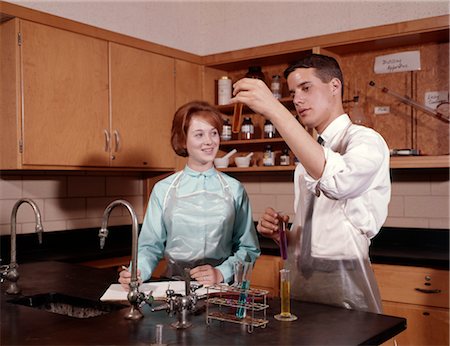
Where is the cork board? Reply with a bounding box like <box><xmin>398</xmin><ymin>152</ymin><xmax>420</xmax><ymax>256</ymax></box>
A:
<box><xmin>338</xmin><ymin>42</ymin><xmax>449</xmax><ymax>156</ymax></box>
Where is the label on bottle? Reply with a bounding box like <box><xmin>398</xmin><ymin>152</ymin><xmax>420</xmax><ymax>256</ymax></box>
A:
<box><xmin>280</xmin><ymin>154</ymin><xmax>290</xmax><ymax>166</ymax></box>
<box><xmin>221</xmin><ymin>125</ymin><xmax>232</xmax><ymax>141</ymax></box>
<box><xmin>263</xmin><ymin>150</ymin><xmax>275</xmax><ymax>166</ymax></box>
<box><xmin>271</xmin><ymin>76</ymin><xmax>282</xmax><ymax>99</ymax></box>
<box><xmin>241</xmin><ymin>124</ymin><xmax>254</xmax><ymax>139</ymax></box>
<box><xmin>264</xmin><ymin>124</ymin><xmax>276</xmax><ymax>138</ymax></box>
<box><xmin>218</xmin><ymin>77</ymin><xmax>232</xmax><ymax>105</ymax></box>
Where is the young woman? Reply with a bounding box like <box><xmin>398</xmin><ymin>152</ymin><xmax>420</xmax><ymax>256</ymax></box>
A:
<box><xmin>119</xmin><ymin>101</ymin><xmax>260</xmax><ymax>288</ymax></box>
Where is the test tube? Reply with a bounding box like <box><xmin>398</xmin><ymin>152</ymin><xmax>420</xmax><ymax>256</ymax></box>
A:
<box><xmin>274</xmin><ymin>269</ymin><xmax>297</xmax><ymax>321</ymax></box>
<box><xmin>233</xmin><ymin>261</ymin><xmax>244</xmax><ymax>287</ymax></box>
<box><xmin>278</xmin><ymin>216</ymin><xmax>288</xmax><ymax>260</ymax></box>
<box><xmin>232</xmin><ymin>103</ymin><xmax>243</xmax><ymax>133</ymax></box>
<box><xmin>235</xmin><ymin>261</ymin><xmax>252</xmax><ymax>319</ymax></box>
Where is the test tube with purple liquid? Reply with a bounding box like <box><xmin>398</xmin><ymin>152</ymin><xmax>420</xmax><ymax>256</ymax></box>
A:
<box><xmin>278</xmin><ymin>215</ymin><xmax>288</xmax><ymax>260</ymax></box>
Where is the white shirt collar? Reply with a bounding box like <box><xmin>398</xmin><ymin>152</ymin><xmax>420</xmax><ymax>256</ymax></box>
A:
<box><xmin>317</xmin><ymin>114</ymin><xmax>351</xmax><ymax>147</ymax></box>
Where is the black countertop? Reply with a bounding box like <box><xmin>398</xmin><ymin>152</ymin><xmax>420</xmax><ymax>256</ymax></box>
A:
<box><xmin>1</xmin><ymin>226</ymin><xmax>448</xmax><ymax>270</ymax></box>
<box><xmin>1</xmin><ymin>261</ymin><xmax>406</xmax><ymax>345</ymax></box>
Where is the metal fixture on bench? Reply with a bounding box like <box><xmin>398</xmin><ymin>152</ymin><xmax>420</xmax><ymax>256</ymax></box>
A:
<box><xmin>98</xmin><ymin>199</ymin><xmax>153</xmax><ymax>320</ymax></box>
<box><xmin>1</xmin><ymin>198</ymin><xmax>44</xmax><ymax>294</ymax></box>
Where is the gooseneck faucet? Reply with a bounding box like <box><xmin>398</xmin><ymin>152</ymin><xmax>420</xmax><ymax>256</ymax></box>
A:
<box><xmin>1</xmin><ymin>198</ymin><xmax>44</xmax><ymax>295</ymax></box>
<box><xmin>98</xmin><ymin>199</ymin><xmax>152</xmax><ymax>320</ymax></box>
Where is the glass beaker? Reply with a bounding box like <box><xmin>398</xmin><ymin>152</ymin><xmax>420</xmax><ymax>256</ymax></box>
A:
<box><xmin>274</xmin><ymin>269</ymin><xmax>297</xmax><ymax>321</ymax></box>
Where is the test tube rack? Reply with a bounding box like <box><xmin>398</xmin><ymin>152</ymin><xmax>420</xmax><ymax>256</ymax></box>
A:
<box><xmin>205</xmin><ymin>284</ymin><xmax>269</xmax><ymax>333</ymax></box>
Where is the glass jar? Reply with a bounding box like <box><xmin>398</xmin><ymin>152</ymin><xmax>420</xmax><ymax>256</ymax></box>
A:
<box><xmin>221</xmin><ymin>118</ymin><xmax>232</xmax><ymax>141</ymax></box>
<box><xmin>280</xmin><ymin>148</ymin><xmax>290</xmax><ymax>166</ymax></box>
<box><xmin>245</xmin><ymin>66</ymin><xmax>265</xmax><ymax>83</ymax></box>
<box><xmin>240</xmin><ymin>117</ymin><xmax>254</xmax><ymax>140</ymax></box>
<box><xmin>263</xmin><ymin>145</ymin><xmax>275</xmax><ymax>166</ymax></box>
<box><xmin>271</xmin><ymin>75</ymin><xmax>282</xmax><ymax>99</ymax></box>
<box><xmin>264</xmin><ymin>119</ymin><xmax>276</xmax><ymax>139</ymax></box>
<box><xmin>217</xmin><ymin>76</ymin><xmax>232</xmax><ymax>105</ymax></box>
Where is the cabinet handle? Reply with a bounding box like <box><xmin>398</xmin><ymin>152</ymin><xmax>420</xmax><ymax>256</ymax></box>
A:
<box><xmin>113</xmin><ymin>130</ymin><xmax>121</xmax><ymax>152</ymax></box>
<box><xmin>415</xmin><ymin>288</ymin><xmax>442</xmax><ymax>294</ymax></box>
<box><xmin>103</xmin><ymin>129</ymin><xmax>110</xmax><ymax>152</ymax></box>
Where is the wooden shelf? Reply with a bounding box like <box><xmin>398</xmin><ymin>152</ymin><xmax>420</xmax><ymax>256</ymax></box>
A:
<box><xmin>217</xmin><ymin>165</ymin><xmax>296</xmax><ymax>173</ymax></box>
<box><xmin>220</xmin><ymin>138</ymin><xmax>286</xmax><ymax>146</ymax></box>
<box><xmin>217</xmin><ymin>156</ymin><xmax>449</xmax><ymax>173</ymax></box>
<box><xmin>390</xmin><ymin>155</ymin><xmax>450</xmax><ymax>169</ymax></box>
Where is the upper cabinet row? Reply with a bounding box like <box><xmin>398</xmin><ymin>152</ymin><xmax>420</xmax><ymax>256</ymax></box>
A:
<box><xmin>0</xmin><ymin>18</ymin><xmax>201</xmax><ymax>170</ymax></box>
<box><xmin>0</xmin><ymin>7</ymin><xmax>448</xmax><ymax>172</ymax></box>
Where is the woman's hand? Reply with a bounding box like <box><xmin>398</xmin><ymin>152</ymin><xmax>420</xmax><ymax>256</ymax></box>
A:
<box><xmin>190</xmin><ymin>265</ymin><xmax>223</xmax><ymax>286</ymax></box>
<box><xmin>256</xmin><ymin>207</ymin><xmax>289</xmax><ymax>243</ymax></box>
<box><xmin>118</xmin><ymin>267</ymin><xmax>142</xmax><ymax>291</ymax></box>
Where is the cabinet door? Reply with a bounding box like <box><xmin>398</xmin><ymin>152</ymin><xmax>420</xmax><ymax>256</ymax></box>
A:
<box><xmin>110</xmin><ymin>43</ymin><xmax>175</xmax><ymax>169</ymax></box>
<box><xmin>251</xmin><ymin>254</ymin><xmax>282</xmax><ymax>297</ymax></box>
<box><xmin>382</xmin><ymin>301</ymin><xmax>449</xmax><ymax>346</ymax></box>
<box><xmin>21</xmin><ymin>20</ymin><xmax>109</xmax><ymax>167</ymax></box>
<box><xmin>373</xmin><ymin>264</ymin><xmax>449</xmax><ymax>308</ymax></box>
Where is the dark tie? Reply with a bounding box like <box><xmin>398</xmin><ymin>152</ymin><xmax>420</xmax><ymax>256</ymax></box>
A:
<box><xmin>317</xmin><ymin>136</ymin><xmax>324</xmax><ymax>146</ymax></box>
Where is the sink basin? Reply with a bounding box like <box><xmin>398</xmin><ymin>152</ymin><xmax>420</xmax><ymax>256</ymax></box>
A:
<box><xmin>8</xmin><ymin>292</ymin><xmax>126</xmax><ymax>319</ymax></box>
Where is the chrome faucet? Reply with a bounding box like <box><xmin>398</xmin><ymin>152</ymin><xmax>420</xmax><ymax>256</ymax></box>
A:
<box><xmin>151</xmin><ymin>268</ymin><xmax>200</xmax><ymax>329</ymax></box>
<box><xmin>98</xmin><ymin>199</ymin><xmax>152</xmax><ymax>320</ymax></box>
<box><xmin>1</xmin><ymin>198</ymin><xmax>44</xmax><ymax>295</ymax></box>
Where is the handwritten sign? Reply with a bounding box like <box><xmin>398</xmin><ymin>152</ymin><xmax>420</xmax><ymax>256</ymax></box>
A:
<box><xmin>425</xmin><ymin>91</ymin><xmax>449</xmax><ymax>109</ymax></box>
<box><xmin>374</xmin><ymin>51</ymin><xmax>421</xmax><ymax>74</ymax></box>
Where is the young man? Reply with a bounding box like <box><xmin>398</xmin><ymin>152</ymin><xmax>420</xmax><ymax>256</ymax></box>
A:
<box><xmin>232</xmin><ymin>54</ymin><xmax>391</xmax><ymax>313</ymax></box>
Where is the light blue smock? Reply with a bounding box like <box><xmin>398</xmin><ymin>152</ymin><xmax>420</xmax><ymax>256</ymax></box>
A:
<box><xmin>137</xmin><ymin>166</ymin><xmax>260</xmax><ymax>283</ymax></box>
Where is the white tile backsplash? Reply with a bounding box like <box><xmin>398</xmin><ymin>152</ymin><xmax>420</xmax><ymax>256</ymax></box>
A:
<box><xmin>0</xmin><ymin>176</ymin><xmax>22</xmax><ymax>199</ymax></box>
<box><xmin>86</xmin><ymin>197</ymin><xmax>125</xmax><ymax>218</ymax></box>
<box><xmin>0</xmin><ymin>173</ymin><xmax>145</xmax><ymax>236</ymax></box>
<box><xmin>23</xmin><ymin>176</ymin><xmax>67</xmax><ymax>198</ymax></box>
<box><xmin>67</xmin><ymin>176</ymin><xmax>105</xmax><ymax>197</ymax></box>
<box><xmin>106</xmin><ymin>176</ymin><xmax>143</xmax><ymax>196</ymax></box>
<box><xmin>0</xmin><ymin>169</ymin><xmax>448</xmax><ymax>237</ymax></box>
<box><xmin>431</xmin><ymin>179</ymin><xmax>450</xmax><ymax>196</ymax></box>
<box><xmin>384</xmin><ymin>216</ymin><xmax>430</xmax><ymax>228</ymax></box>
<box><xmin>387</xmin><ymin>196</ymin><xmax>404</xmax><ymax>217</ymax></box>
<box><xmin>44</xmin><ymin>198</ymin><xmax>86</xmax><ymax>221</ymax></box>
<box><xmin>404</xmin><ymin>196</ymin><xmax>449</xmax><ymax>218</ymax></box>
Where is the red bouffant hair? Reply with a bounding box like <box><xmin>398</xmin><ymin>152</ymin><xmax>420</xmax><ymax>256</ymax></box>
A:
<box><xmin>171</xmin><ymin>101</ymin><xmax>224</xmax><ymax>157</ymax></box>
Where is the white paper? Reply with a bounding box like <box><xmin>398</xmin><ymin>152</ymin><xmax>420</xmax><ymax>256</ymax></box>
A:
<box><xmin>374</xmin><ymin>51</ymin><xmax>421</xmax><ymax>74</ymax></box>
<box><xmin>425</xmin><ymin>90</ymin><xmax>449</xmax><ymax>109</ymax></box>
<box><xmin>100</xmin><ymin>281</ymin><xmax>221</xmax><ymax>301</ymax></box>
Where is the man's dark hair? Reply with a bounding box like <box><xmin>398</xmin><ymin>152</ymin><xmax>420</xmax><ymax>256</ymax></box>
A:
<box><xmin>284</xmin><ymin>54</ymin><xmax>344</xmax><ymax>97</ymax></box>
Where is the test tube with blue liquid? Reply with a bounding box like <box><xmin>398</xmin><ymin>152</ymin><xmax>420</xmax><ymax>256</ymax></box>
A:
<box><xmin>235</xmin><ymin>261</ymin><xmax>252</xmax><ymax>319</ymax></box>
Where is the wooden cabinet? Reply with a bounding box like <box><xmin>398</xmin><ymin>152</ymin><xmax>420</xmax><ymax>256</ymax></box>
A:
<box><xmin>204</xmin><ymin>15</ymin><xmax>449</xmax><ymax>171</ymax></box>
<box><xmin>110</xmin><ymin>42</ymin><xmax>175</xmax><ymax>169</ymax></box>
<box><xmin>1</xmin><ymin>18</ymin><xmax>110</xmax><ymax>169</ymax></box>
<box><xmin>251</xmin><ymin>254</ymin><xmax>282</xmax><ymax>297</ymax></box>
<box><xmin>373</xmin><ymin>264</ymin><xmax>449</xmax><ymax>346</ymax></box>
<box><xmin>1</xmin><ymin>18</ymin><xmax>177</xmax><ymax>170</ymax></box>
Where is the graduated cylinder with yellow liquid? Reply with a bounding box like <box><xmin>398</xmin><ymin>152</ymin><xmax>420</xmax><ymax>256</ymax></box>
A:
<box><xmin>274</xmin><ymin>269</ymin><xmax>297</xmax><ymax>321</ymax></box>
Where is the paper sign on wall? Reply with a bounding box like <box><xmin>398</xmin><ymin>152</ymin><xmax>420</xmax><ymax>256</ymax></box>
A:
<box><xmin>374</xmin><ymin>51</ymin><xmax>421</xmax><ymax>74</ymax></box>
<box><xmin>425</xmin><ymin>91</ymin><xmax>449</xmax><ymax>109</ymax></box>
